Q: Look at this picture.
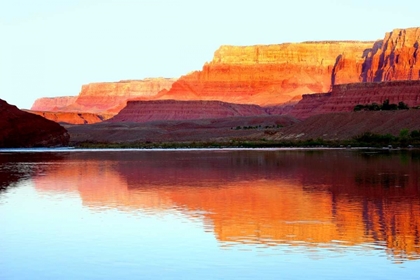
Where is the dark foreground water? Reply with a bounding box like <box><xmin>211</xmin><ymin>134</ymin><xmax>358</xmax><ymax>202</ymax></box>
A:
<box><xmin>1</xmin><ymin>148</ymin><xmax>420</xmax><ymax>279</ymax></box>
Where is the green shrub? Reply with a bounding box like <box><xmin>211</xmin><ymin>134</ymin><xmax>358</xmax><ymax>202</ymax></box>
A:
<box><xmin>398</xmin><ymin>101</ymin><xmax>409</xmax><ymax>110</ymax></box>
<box><xmin>410</xmin><ymin>130</ymin><xmax>420</xmax><ymax>139</ymax></box>
<box><xmin>353</xmin><ymin>99</ymin><xmax>409</xmax><ymax>111</ymax></box>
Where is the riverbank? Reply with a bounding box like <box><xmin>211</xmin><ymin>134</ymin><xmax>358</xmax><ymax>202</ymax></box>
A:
<box><xmin>73</xmin><ymin>136</ymin><xmax>419</xmax><ymax>149</ymax></box>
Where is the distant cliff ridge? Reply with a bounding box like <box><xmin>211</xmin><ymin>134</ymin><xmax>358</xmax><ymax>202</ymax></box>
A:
<box><xmin>31</xmin><ymin>78</ymin><xmax>176</xmax><ymax>115</ymax></box>
<box><xmin>32</xmin><ymin>96</ymin><xmax>77</xmax><ymax>111</ymax></box>
<box><xmin>74</xmin><ymin>78</ymin><xmax>177</xmax><ymax>113</ymax></box>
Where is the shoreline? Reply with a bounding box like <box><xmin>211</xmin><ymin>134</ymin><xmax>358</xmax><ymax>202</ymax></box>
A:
<box><xmin>0</xmin><ymin>145</ymin><xmax>417</xmax><ymax>153</ymax></box>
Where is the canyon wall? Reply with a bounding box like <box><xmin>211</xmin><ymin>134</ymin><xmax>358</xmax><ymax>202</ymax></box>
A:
<box><xmin>31</xmin><ymin>27</ymin><xmax>420</xmax><ymax>124</ymax></box>
<box><xmin>158</xmin><ymin>42</ymin><xmax>374</xmax><ymax>106</ymax></box>
<box><xmin>288</xmin><ymin>28</ymin><xmax>420</xmax><ymax>119</ymax></box>
<box><xmin>107</xmin><ymin>100</ymin><xmax>270</xmax><ymax>123</ymax></box>
<box><xmin>289</xmin><ymin>80</ymin><xmax>420</xmax><ymax>119</ymax></box>
<box><xmin>0</xmin><ymin>99</ymin><xmax>69</xmax><ymax>147</ymax></box>
<box><xmin>30</xmin><ymin>78</ymin><xmax>176</xmax><ymax>124</ymax></box>
<box><xmin>31</xmin><ymin>96</ymin><xmax>77</xmax><ymax>111</ymax></box>
<box><xmin>73</xmin><ymin>78</ymin><xmax>176</xmax><ymax>113</ymax></box>
<box><xmin>362</xmin><ymin>28</ymin><xmax>420</xmax><ymax>82</ymax></box>
<box><xmin>274</xmin><ymin>110</ymin><xmax>420</xmax><ymax>141</ymax></box>
<box><xmin>29</xmin><ymin>111</ymin><xmax>113</xmax><ymax>125</ymax></box>
<box><xmin>31</xmin><ymin>78</ymin><xmax>176</xmax><ymax>115</ymax></box>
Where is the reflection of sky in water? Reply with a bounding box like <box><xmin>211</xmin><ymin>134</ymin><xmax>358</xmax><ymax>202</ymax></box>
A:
<box><xmin>1</xmin><ymin>149</ymin><xmax>420</xmax><ymax>279</ymax></box>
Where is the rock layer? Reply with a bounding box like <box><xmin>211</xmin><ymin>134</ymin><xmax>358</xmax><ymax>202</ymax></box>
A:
<box><xmin>107</xmin><ymin>100</ymin><xmax>270</xmax><ymax>123</ymax></box>
<box><xmin>0</xmin><ymin>99</ymin><xmax>69</xmax><ymax>147</ymax></box>
<box><xmin>274</xmin><ymin>110</ymin><xmax>420</xmax><ymax>141</ymax></box>
<box><xmin>31</xmin><ymin>96</ymin><xmax>77</xmax><ymax>111</ymax></box>
<box><xmin>29</xmin><ymin>78</ymin><xmax>176</xmax><ymax>124</ymax></box>
<box><xmin>289</xmin><ymin>80</ymin><xmax>420</xmax><ymax>119</ymax></box>
<box><xmin>30</xmin><ymin>78</ymin><xmax>175</xmax><ymax>115</ymax></box>
<box><xmin>363</xmin><ymin>28</ymin><xmax>420</xmax><ymax>82</ymax></box>
<box><xmin>158</xmin><ymin>42</ymin><xmax>374</xmax><ymax>106</ymax></box>
<box><xmin>66</xmin><ymin>78</ymin><xmax>175</xmax><ymax>114</ymax></box>
<box><xmin>67</xmin><ymin>115</ymin><xmax>298</xmax><ymax>144</ymax></box>
<box><xmin>29</xmin><ymin>111</ymin><xmax>113</xmax><ymax>125</ymax></box>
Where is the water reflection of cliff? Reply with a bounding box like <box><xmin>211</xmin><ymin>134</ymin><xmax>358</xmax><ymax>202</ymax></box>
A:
<box><xmin>0</xmin><ymin>152</ymin><xmax>65</xmax><ymax>192</ymax></box>
<box><xmin>32</xmin><ymin>150</ymin><xmax>420</xmax><ymax>261</ymax></box>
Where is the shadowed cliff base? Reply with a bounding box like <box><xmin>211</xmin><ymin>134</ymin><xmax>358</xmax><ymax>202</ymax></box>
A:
<box><xmin>290</xmin><ymin>80</ymin><xmax>420</xmax><ymax>119</ymax></box>
<box><xmin>275</xmin><ymin>110</ymin><xmax>420</xmax><ymax>142</ymax></box>
<box><xmin>67</xmin><ymin>110</ymin><xmax>420</xmax><ymax>148</ymax></box>
<box><xmin>66</xmin><ymin>115</ymin><xmax>298</xmax><ymax>146</ymax></box>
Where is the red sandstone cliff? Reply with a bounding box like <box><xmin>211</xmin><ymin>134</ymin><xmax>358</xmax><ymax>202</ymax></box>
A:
<box><xmin>107</xmin><ymin>100</ymin><xmax>270</xmax><ymax>123</ymax></box>
<box><xmin>68</xmin><ymin>78</ymin><xmax>176</xmax><ymax>114</ymax></box>
<box><xmin>362</xmin><ymin>28</ymin><xmax>420</xmax><ymax>82</ymax></box>
<box><xmin>289</xmin><ymin>27</ymin><xmax>420</xmax><ymax>119</ymax></box>
<box><xmin>151</xmin><ymin>27</ymin><xmax>420</xmax><ymax>113</ymax></box>
<box><xmin>29</xmin><ymin>78</ymin><xmax>175</xmax><ymax>124</ymax></box>
<box><xmin>0</xmin><ymin>99</ymin><xmax>69</xmax><ymax>147</ymax></box>
<box><xmin>289</xmin><ymin>80</ymin><xmax>420</xmax><ymax>119</ymax></box>
<box><xmin>31</xmin><ymin>96</ymin><xmax>77</xmax><ymax>111</ymax></box>
<box><xmin>157</xmin><ymin>42</ymin><xmax>373</xmax><ymax>106</ymax></box>
<box><xmin>273</xmin><ymin>110</ymin><xmax>420</xmax><ymax>141</ymax></box>
<box><xmin>29</xmin><ymin>111</ymin><xmax>113</xmax><ymax>125</ymax></box>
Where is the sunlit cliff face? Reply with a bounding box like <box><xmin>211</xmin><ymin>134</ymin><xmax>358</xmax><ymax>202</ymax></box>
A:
<box><xmin>160</xmin><ymin>42</ymin><xmax>374</xmax><ymax>106</ymax></box>
<box><xmin>32</xmin><ymin>150</ymin><xmax>420</xmax><ymax>261</ymax></box>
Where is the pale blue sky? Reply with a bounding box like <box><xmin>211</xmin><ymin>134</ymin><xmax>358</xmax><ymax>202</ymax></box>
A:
<box><xmin>1</xmin><ymin>0</ymin><xmax>419</xmax><ymax>109</ymax></box>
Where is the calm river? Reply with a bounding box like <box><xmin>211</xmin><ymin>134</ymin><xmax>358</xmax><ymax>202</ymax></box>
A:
<box><xmin>1</xmin><ymin>149</ymin><xmax>419</xmax><ymax>279</ymax></box>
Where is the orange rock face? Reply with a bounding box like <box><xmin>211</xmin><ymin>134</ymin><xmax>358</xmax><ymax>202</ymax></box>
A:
<box><xmin>28</xmin><ymin>110</ymin><xmax>113</xmax><ymax>125</ymax></box>
<box><xmin>289</xmin><ymin>80</ymin><xmax>420</xmax><ymax>119</ymax></box>
<box><xmin>0</xmin><ymin>99</ymin><xmax>69</xmax><ymax>147</ymax></box>
<box><xmin>31</xmin><ymin>96</ymin><xmax>77</xmax><ymax>111</ymax></box>
<box><xmin>153</xmin><ymin>27</ymin><xmax>420</xmax><ymax>115</ymax></box>
<box><xmin>71</xmin><ymin>78</ymin><xmax>176</xmax><ymax>113</ymax></box>
<box><xmin>30</xmin><ymin>78</ymin><xmax>176</xmax><ymax>124</ymax></box>
<box><xmin>108</xmin><ymin>100</ymin><xmax>270</xmax><ymax>123</ymax></box>
<box><xmin>158</xmin><ymin>42</ymin><xmax>374</xmax><ymax>106</ymax></box>
<box><xmin>363</xmin><ymin>28</ymin><xmax>420</xmax><ymax>82</ymax></box>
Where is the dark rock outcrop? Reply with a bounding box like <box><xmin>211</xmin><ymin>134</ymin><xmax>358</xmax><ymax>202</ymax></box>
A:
<box><xmin>0</xmin><ymin>99</ymin><xmax>69</xmax><ymax>147</ymax></box>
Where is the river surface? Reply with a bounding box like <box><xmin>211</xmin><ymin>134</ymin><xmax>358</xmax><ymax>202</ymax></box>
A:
<box><xmin>1</xmin><ymin>148</ymin><xmax>420</xmax><ymax>279</ymax></box>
